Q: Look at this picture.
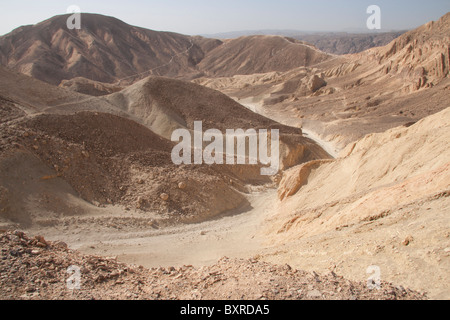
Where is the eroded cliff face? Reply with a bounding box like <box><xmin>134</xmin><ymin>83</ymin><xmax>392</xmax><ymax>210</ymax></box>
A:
<box><xmin>272</xmin><ymin>106</ymin><xmax>450</xmax><ymax>239</ymax></box>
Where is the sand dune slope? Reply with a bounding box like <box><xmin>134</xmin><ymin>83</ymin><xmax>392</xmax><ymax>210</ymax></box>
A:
<box><xmin>264</xmin><ymin>107</ymin><xmax>450</xmax><ymax>298</ymax></box>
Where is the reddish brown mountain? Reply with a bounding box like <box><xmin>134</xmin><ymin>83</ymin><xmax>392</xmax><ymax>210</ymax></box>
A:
<box><xmin>0</xmin><ymin>13</ymin><xmax>331</xmax><ymax>86</ymax></box>
<box><xmin>0</xmin><ymin>13</ymin><xmax>221</xmax><ymax>85</ymax></box>
<box><xmin>197</xmin><ymin>35</ymin><xmax>331</xmax><ymax>77</ymax></box>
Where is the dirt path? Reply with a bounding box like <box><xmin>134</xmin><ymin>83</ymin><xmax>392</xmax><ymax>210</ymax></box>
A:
<box><xmin>233</xmin><ymin>97</ymin><xmax>340</xmax><ymax>158</ymax></box>
<box><xmin>301</xmin><ymin>129</ymin><xmax>339</xmax><ymax>158</ymax></box>
<box><xmin>75</xmin><ymin>188</ymin><xmax>279</xmax><ymax>268</ymax></box>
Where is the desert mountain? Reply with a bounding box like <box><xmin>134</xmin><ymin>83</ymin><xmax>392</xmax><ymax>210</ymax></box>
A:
<box><xmin>293</xmin><ymin>31</ymin><xmax>406</xmax><ymax>55</ymax></box>
<box><xmin>196</xmin><ymin>35</ymin><xmax>331</xmax><ymax>77</ymax></box>
<box><xmin>207</xmin><ymin>30</ymin><xmax>406</xmax><ymax>55</ymax></box>
<box><xmin>0</xmin><ymin>13</ymin><xmax>332</xmax><ymax>87</ymax></box>
<box><xmin>196</xmin><ymin>12</ymin><xmax>450</xmax><ymax>150</ymax></box>
<box><xmin>0</xmin><ymin>65</ymin><xmax>329</xmax><ymax>230</ymax></box>
<box><xmin>0</xmin><ymin>13</ymin><xmax>221</xmax><ymax>85</ymax></box>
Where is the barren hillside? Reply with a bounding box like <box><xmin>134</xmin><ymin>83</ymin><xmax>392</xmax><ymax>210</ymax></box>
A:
<box><xmin>0</xmin><ymin>14</ymin><xmax>332</xmax><ymax>87</ymax></box>
<box><xmin>197</xmin><ymin>35</ymin><xmax>331</xmax><ymax>77</ymax></box>
<box><xmin>293</xmin><ymin>31</ymin><xmax>406</xmax><ymax>55</ymax></box>
<box><xmin>195</xmin><ymin>13</ymin><xmax>450</xmax><ymax>150</ymax></box>
<box><xmin>0</xmin><ymin>13</ymin><xmax>221</xmax><ymax>85</ymax></box>
<box><xmin>261</xmin><ymin>107</ymin><xmax>450</xmax><ymax>298</ymax></box>
<box><xmin>0</xmin><ymin>65</ymin><xmax>331</xmax><ymax>231</ymax></box>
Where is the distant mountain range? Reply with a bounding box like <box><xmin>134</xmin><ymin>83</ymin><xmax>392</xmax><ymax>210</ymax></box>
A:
<box><xmin>202</xmin><ymin>30</ymin><xmax>407</xmax><ymax>55</ymax></box>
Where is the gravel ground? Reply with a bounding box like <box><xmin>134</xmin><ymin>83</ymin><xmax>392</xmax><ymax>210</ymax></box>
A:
<box><xmin>0</xmin><ymin>231</ymin><xmax>425</xmax><ymax>300</ymax></box>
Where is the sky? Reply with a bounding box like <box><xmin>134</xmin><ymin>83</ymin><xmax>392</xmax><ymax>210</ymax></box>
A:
<box><xmin>0</xmin><ymin>0</ymin><xmax>449</xmax><ymax>36</ymax></box>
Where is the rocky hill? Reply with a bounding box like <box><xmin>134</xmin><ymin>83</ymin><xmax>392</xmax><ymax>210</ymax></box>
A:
<box><xmin>293</xmin><ymin>31</ymin><xmax>406</xmax><ymax>55</ymax></box>
<box><xmin>196</xmin><ymin>13</ymin><xmax>450</xmax><ymax>150</ymax></box>
<box><xmin>196</xmin><ymin>35</ymin><xmax>330</xmax><ymax>77</ymax></box>
<box><xmin>1</xmin><ymin>11</ymin><xmax>448</xmax><ymax>301</ymax></box>
<box><xmin>0</xmin><ymin>65</ymin><xmax>330</xmax><ymax>230</ymax></box>
<box><xmin>0</xmin><ymin>14</ymin><xmax>331</xmax><ymax>86</ymax></box>
<box><xmin>0</xmin><ymin>13</ymin><xmax>221</xmax><ymax>85</ymax></box>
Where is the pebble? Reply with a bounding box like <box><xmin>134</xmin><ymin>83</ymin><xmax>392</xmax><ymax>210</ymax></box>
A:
<box><xmin>160</xmin><ymin>193</ymin><xmax>169</xmax><ymax>201</ymax></box>
<box><xmin>307</xmin><ymin>289</ymin><xmax>322</xmax><ymax>298</ymax></box>
<box><xmin>35</xmin><ymin>235</ymin><xmax>48</xmax><ymax>246</ymax></box>
<box><xmin>13</xmin><ymin>230</ymin><xmax>25</xmax><ymax>238</ymax></box>
<box><xmin>402</xmin><ymin>235</ymin><xmax>414</xmax><ymax>246</ymax></box>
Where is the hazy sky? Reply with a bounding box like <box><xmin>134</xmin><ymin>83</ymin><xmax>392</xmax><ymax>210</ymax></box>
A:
<box><xmin>1</xmin><ymin>0</ymin><xmax>449</xmax><ymax>36</ymax></box>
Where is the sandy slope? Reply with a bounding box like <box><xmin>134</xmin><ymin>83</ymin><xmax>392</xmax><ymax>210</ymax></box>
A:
<box><xmin>261</xmin><ymin>107</ymin><xmax>450</xmax><ymax>299</ymax></box>
<box><xmin>224</xmin><ymin>91</ymin><xmax>449</xmax><ymax>299</ymax></box>
<box><xmin>233</xmin><ymin>97</ymin><xmax>341</xmax><ymax>157</ymax></box>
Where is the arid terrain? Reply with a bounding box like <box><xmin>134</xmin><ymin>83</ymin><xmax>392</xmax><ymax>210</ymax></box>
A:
<box><xmin>205</xmin><ymin>30</ymin><xmax>406</xmax><ymax>55</ymax></box>
<box><xmin>0</xmin><ymin>12</ymin><xmax>449</xmax><ymax>300</ymax></box>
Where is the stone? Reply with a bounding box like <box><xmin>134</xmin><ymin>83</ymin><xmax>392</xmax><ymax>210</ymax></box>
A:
<box><xmin>402</xmin><ymin>235</ymin><xmax>414</xmax><ymax>246</ymax></box>
<box><xmin>35</xmin><ymin>235</ymin><xmax>48</xmax><ymax>246</ymax></box>
<box><xmin>53</xmin><ymin>241</ymin><xmax>68</xmax><ymax>249</ymax></box>
<box><xmin>13</xmin><ymin>230</ymin><xmax>25</xmax><ymax>239</ymax></box>
<box><xmin>137</xmin><ymin>197</ymin><xmax>146</xmax><ymax>209</ymax></box>
<box><xmin>308</xmin><ymin>74</ymin><xmax>327</xmax><ymax>92</ymax></box>
<box><xmin>160</xmin><ymin>193</ymin><xmax>169</xmax><ymax>201</ymax></box>
<box><xmin>307</xmin><ymin>289</ymin><xmax>322</xmax><ymax>298</ymax></box>
<box><xmin>178</xmin><ymin>182</ymin><xmax>187</xmax><ymax>190</ymax></box>
<box><xmin>278</xmin><ymin>160</ymin><xmax>333</xmax><ymax>200</ymax></box>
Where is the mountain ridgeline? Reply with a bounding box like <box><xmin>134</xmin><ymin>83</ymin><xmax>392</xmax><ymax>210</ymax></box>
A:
<box><xmin>0</xmin><ymin>13</ymin><xmax>331</xmax><ymax>86</ymax></box>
